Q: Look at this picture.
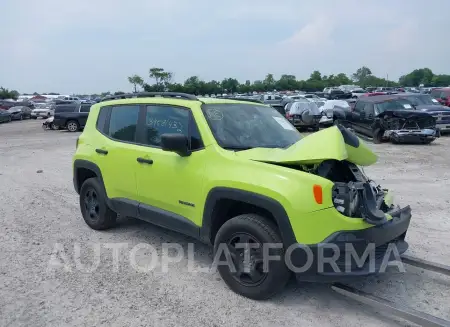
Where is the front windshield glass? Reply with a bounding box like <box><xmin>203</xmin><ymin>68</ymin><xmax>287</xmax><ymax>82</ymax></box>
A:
<box><xmin>376</xmin><ymin>99</ymin><xmax>413</xmax><ymax>113</ymax></box>
<box><xmin>404</xmin><ymin>95</ymin><xmax>437</xmax><ymax>106</ymax></box>
<box><xmin>202</xmin><ymin>103</ymin><xmax>302</xmax><ymax>150</ymax></box>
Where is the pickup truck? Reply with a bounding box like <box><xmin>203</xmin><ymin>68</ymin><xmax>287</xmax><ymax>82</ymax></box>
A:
<box><xmin>53</xmin><ymin>102</ymin><xmax>92</xmax><ymax>132</ymax></box>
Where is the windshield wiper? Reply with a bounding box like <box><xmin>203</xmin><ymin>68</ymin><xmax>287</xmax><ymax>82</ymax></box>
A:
<box><xmin>223</xmin><ymin>146</ymin><xmax>254</xmax><ymax>151</ymax></box>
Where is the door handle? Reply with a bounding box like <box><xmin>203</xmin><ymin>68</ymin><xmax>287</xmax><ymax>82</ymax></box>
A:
<box><xmin>137</xmin><ymin>157</ymin><xmax>153</xmax><ymax>164</ymax></box>
<box><xmin>95</xmin><ymin>148</ymin><xmax>108</xmax><ymax>155</ymax></box>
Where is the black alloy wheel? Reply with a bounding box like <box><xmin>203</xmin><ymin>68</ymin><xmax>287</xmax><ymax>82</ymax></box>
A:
<box><xmin>83</xmin><ymin>188</ymin><xmax>100</xmax><ymax>224</ymax></box>
<box><xmin>226</xmin><ymin>233</ymin><xmax>266</xmax><ymax>287</ymax></box>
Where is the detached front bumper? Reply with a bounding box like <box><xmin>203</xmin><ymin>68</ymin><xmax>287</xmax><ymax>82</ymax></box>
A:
<box><xmin>384</xmin><ymin>128</ymin><xmax>439</xmax><ymax>143</ymax></box>
<box><xmin>288</xmin><ymin>205</ymin><xmax>411</xmax><ymax>282</ymax></box>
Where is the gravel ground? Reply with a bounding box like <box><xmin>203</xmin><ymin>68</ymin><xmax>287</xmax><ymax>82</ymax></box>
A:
<box><xmin>1</xmin><ymin>119</ymin><xmax>449</xmax><ymax>327</ymax></box>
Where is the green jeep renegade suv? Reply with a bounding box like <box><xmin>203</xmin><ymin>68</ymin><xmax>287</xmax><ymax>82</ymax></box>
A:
<box><xmin>73</xmin><ymin>92</ymin><xmax>411</xmax><ymax>300</ymax></box>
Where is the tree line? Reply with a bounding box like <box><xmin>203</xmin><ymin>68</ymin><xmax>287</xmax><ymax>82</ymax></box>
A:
<box><xmin>2</xmin><ymin>67</ymin><xmax>450</xmax><ymax>100</ymax></box>
<box><xmin>126</xmin><ymin>67</ymin><xmax>450</xmax><ymax>95</ymax></box>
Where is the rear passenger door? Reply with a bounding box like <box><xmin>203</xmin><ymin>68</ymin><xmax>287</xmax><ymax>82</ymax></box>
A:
<box><xmin>134</xmin><ymin>104</ymin><xmax>207</xmax><ymax>230</ymax></box>
<box><xmin>95</xmin><ymin>104</ymin><xmax>142</xmax><ymax>216</ymax></box>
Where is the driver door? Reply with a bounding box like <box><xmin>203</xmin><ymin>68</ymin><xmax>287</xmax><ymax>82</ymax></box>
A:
<box><xmin>134</xmin><ymin>104</ymin><xmax>207</xmax><ymax>227</ymax></box>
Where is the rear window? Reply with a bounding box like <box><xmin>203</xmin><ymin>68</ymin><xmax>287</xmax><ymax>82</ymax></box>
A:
<box><xmin>80</xmin><ymin>104</ymin><xmax>91</xmax><ymax>113</ymax></box>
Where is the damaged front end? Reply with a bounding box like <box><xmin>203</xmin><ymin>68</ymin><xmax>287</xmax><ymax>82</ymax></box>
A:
<box><xmin>375</xmin><ymin>110</ymin><xmax>440</xmax><ymax>144</ymax></box>
<box><xmin>314</xmin><ymin>159</ymin><xmax>400</xmax><ymax>226</ymax></box>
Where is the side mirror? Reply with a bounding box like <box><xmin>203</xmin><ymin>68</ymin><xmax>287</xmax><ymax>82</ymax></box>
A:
<box><xmin>161</xmin><ymin>134</ymin><xmax>191</xmax><ymax>157</ymax></box>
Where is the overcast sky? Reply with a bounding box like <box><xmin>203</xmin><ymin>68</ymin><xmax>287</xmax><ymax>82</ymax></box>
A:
<box><xmin>1</xmin><ymin>0</ymin><xmax>449</xmax><ymax>94</ymax></box>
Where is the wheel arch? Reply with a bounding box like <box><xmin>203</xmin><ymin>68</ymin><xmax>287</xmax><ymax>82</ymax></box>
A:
<box><xmin>73</xmin><ymin>159</ymin><xmax>105</xmax><ymax>195</ymax></box>
<box><xmin>200</xmin><ymin>187</ymin><xmax>297</xmax><ymax>247</ymax></box>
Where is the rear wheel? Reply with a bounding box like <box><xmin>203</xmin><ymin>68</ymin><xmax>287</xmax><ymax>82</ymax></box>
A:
<box><xmin>214</xmin><ymin>214</ymin><xmax>291</xmax><ymax>300</ymax></box>
<box><xmin>80</xmin><ymin>178</ymin><xmax>117</xmax><ymax>230</ymax></box>
<box><xmin>67</xmin><ymin>120</ymin><xmax>79</xmax><ymax>132</ymax></box>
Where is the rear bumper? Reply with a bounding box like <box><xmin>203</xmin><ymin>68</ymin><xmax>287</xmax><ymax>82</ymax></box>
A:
<box><xmin>289</xmin><ymin>205</ymin><xmax>411</xmax><ymax>282</ymax></box>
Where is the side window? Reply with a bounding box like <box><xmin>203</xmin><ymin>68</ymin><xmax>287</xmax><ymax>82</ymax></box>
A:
<box><xmin>364</xmin><ymin>103</ymin><xmax>374</xmax><ymax>115</ymax></box>
<box><xmin>80</xmin><ymin>104</ymin><xmax>91</xmax><ymax>112</ymax></box>
<box><xmin>96</xmin><ymin>106</ymin><xmax>110</xmax><ymax>133</ymax></box>
<box><xmin>108</xmin><ymin>105</ymin><xmax>139</xmax><ymax>142</ymax></box>
<box><xmin>145</xmin><ymin>105</ymin><xmax>189</xmax><ymax>147</ymax></box>
<box><xmin>354</xmin><ymin>101</ymin><xmax>365</xmax><ymax>112</ymax></box>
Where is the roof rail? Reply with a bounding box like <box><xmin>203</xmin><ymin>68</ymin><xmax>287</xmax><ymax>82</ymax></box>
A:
<box><xmin>99</xmin><ymin>92</ymin><xmax>199</xmax><ymax>103</ymax></box>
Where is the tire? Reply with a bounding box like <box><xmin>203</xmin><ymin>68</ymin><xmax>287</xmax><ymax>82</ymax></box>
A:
<box><xmin>79</xmin><ymin>178</ymin><xmax>117</xmax><ymax>230</ymax></box>
<box><xmin>214</xmin><ymin>214</ymin><xmax>291</xmax><ymax>300</ymax></box>
<box><xmin>372</xmin><ymin>128</ymin><xmax>383</xmax><ymax>144</ymax></box>
<box><xmin>312</xmin><ymin>125</ymin><xmax>320</xmax><ymax>132</ymax></box>
<box><xmin>51</xmin><ymin>123</ymin><xmax>59</xmax><ymax>130</ymax></box>
<box><xmin>66</xmin><ymin>120</ymin><xmax>80</xmax><ymax>132</ymax></box>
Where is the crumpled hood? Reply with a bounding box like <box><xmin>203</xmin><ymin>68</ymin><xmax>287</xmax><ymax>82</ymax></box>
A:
<box><xmin>376</xmin><ymin>110</ymin><xmax>432</xmax><ymax>119</ymax></box>
<box><xmin>234</xmin><ymin>126</ymin><xmax>377</xmax><ymax>166</ymax></box>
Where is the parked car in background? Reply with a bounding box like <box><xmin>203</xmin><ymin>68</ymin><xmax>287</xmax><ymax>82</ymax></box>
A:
<box><xmin>350</xmin><ymin>88</ymin><xmax>366</xmax><ymax>98</ymax></box>
<box><xmin>324</xmin><ymin>87</ymin><xmax>351</xmax><ymax>100</ymax></box>
<box><xmin>338</xmin><ymin>96</ymin><xmax>439</xmax><ymax>144</ymax></box>
<box><xmin>318</xmin><ymin>100</ymin><xmax>352</xmax><ymax>126</ymax></box>
<box><xmin>7</xmin><ymin>106</ymin><xmax>32</xmax><ymax>120</ymax></box>
<box><xmin>392</xmin><ymin>93</ymin><xmax>450</xmax><ymax>133</ymax></box>
<box><xmin>285</xmin><ymin>101</ymin><xmax>322</xmax><ymax>131</ymax></box>
<box><xmin>53</xmin><ymin>102</ymin><xmax>92</xmax><ymax>132</ymax></box>
<box><xmin>0</xmin><ymin>100</ymin><xmax>17</xmax><ymax>110</ymax></box>
<box><xmin>0</xmin><ymin>109</ymin><xmax>12</xmax><ymax>123</ymax></box>
<box><xmin>31</xmin><ymin>102</ymin><xmax>55</xmax><ymax>119</ymax></box>
<box><xmin>430</xmin><ymin>87</ymin><xmax>450</xmax><ymax>107</ymax></box>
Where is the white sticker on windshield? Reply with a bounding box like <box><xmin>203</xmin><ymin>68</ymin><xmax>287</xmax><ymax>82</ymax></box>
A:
<box><xmin>273</xmin><ymin>116</ymin><xmax>296</xmax><ymax>130</ymax></box>
<box><xmin>403</xmin><ymin>104</ymin><xmax>412</xmax><ymax>109</ymax></box>
<box><xmin>432</xmin><ymin>99</ymin><xmax>439</xmax><ymax>103</ymax></box>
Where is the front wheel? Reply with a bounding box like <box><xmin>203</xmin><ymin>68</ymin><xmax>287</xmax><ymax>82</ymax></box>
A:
<box><xmin>51</xmin><ymin>123</ymin><xmax>59</xmax><ymax>130</ymax></box>
<box><xmin>66</xmin><ymin>120</ymin><xmax>79</xmax><ymax>132</ymax></box>
<box><xmin>214</xmin><ymin>214</ymin><xmax>291</xmax><ymax>300</ymax></box>
<box><xmin>80</xmin><ymin>178</ymin><xmax>117</xmax><ymax>230</ymax></box>
<box><xmin>372</xmin><ymin>128</ymin><xmax>384</xmax><ymax>144</ymax></box>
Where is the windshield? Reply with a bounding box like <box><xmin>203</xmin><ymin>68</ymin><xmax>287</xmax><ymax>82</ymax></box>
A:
<box><xmin>375</xmin><ymin>99</ymin><xmax>413</xmax><ymax>113</ymax></box>
<box><xmin>404</xmin><ymin>94</ymin><xmax>438</xmax><ymax>106</ymax></box>
<box><xmin>35</xmin><ymin>103</ymin><xmax>50</xmax><ymax>109</ymax></box>
<box><xmin>202</xmin><ymin>103</ymin><xmax>302</xmax><ymax>150</ymax></box>
<box><xmin>8</xmin><ymin>107</ymin><xmax>21</xmax><ymax>112</ymax></box>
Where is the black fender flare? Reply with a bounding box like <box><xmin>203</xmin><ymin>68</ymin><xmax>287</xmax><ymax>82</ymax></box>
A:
<box><xmin>200</xmin><ymin>187</ymin><xmax>297</xmax><ymax>247</ymax></box>
<box><xmin>73</xmin><ymin>159</ymin><xmax>105</xmax><ymax>195</ymax></box>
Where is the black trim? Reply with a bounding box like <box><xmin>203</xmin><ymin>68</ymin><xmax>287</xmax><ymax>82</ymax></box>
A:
<box><xmin>200</xmin><ymin>187</ymin><xmax>297</xmax><ymax>247</ymax></box>
<box><xmin>337</xmin><ymin>124</ymin><xmax>360</xmax><ymax>148</ymax></box>
<box><xmin>73</xmin><ymin>160</ymin><xmax>105</xmax><ymax>195</ymax></box>
<box><xmin>99</xmin><ymin>92</ymin><xmax>200</xmax><ymax>103</ymax></box>
<box><xmin>110</xmin><ymin>198</ymin><xmax>200</xmax><ymax>239</ymax></box>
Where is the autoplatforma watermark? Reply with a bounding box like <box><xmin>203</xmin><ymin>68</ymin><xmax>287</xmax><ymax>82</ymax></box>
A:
<box><xmin>47</xmin><ymin>242</ymin><xmax>406</xmax><ymax>274</ymax></box>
